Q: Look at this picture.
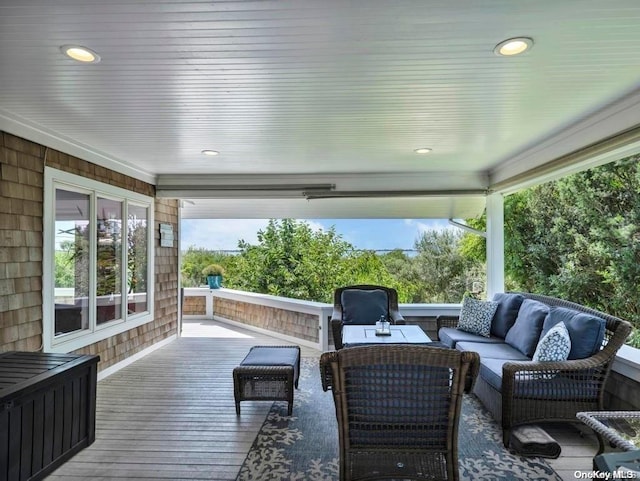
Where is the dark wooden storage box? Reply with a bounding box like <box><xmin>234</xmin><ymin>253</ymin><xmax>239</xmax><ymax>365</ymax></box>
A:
<box><xmin>0</xmin><ymin>352</ymin><xmax>99</xmax><ymax>481</ymax></box>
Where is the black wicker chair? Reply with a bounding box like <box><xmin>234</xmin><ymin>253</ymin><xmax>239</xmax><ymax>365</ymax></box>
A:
<box><xmin>330</xmin><ymin>285</ymin><xmax>405</xmax><ymax>349</ymax></box>
<box><xmin>320</xmin><ymin>344</ymin><xmax>479</xmax><ymax>481</ymax></box>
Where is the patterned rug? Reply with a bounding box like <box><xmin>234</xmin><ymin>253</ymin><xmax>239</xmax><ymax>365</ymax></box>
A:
<box><xmin>236</xmin><ymin>357</ymin><xmax>562</xmax><ymax>481</ymax></box>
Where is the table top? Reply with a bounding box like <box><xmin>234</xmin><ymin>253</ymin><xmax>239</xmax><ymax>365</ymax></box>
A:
<box><xmin>342</xmin><ymin>324</ymin><xmax>432</xmax><ymax>347</ymax></box>
<box><xmin>577</xmin><ymin>411</ymin><xmax>640</xmax><ymax>451</ymax></box>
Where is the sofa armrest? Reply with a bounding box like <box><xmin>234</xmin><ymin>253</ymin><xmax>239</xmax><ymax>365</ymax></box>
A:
<box><xmin>462</xmin><ymin>350</ymin><xmax>480</xmax><ymax>393</ymax></box>
<box><xmin>501</xmin><ymin>357</ymin><xmax>610</xmax><ymax>402</ymax></box>
<box><xmin>436</xmin><ymin>315</ymin><xmax>459</xmax><ymax>331</ymax></box>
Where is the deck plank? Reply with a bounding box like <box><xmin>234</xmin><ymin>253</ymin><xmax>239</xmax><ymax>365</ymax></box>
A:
<box><xmin>46</xmin><ymin>319</ymin><xmax>596</xmax><ymax>480</ymax></box>
<box><xmin>46</xmin><ymin>320</ymin><xmax>314</xmax><ymax>480</ymax></box>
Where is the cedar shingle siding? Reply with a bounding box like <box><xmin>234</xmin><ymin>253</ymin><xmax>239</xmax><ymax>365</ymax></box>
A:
<box><xmin>0</xmin><ymin>132</ymin><xmax>179</xmax><ymax>372</ymax></box>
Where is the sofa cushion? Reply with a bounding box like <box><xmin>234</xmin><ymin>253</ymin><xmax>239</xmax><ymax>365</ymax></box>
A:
<box><xmin>504</xmin><ymin>299</ymin><xmax>549</xmax><ymax>357</ymax></box>
<box><xmin>455</xmin><ymin>341</ymin><xmax>529</xmax><ymax>360</ymax></box>
<box><xmin>479</xmin><ymin>358</ymin><xmax>509</xmax><ymax>391</ymax></box>
<box><xmin>438</xmin><ymin>327</ymin><xmax>504</xmax><ymax>348</ymax></box>
<box><xmin>541</xmin><ymin>307</ymin><xmax>606</xmax><ymax>360</ymax></box>
<box><xmin>491</xmin><ymin>293</ymin><xmax>525</xmax><ymax>338</ymax></box>
<box><xmin>341</xmin><ymin>289</ymin><xmax>388</xmax><ymax>324</ymax></box>
<box><xmin>456</xmin><ymin>297</ymin><xmax>499</xmax><ymax>337</ymax></box>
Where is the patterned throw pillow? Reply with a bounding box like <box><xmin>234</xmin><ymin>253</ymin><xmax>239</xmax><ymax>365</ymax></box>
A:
<box><xmin>457</xmin><ymin>297</ymin><xmax>499</xmax><ymax>338</ymax></box>
<box><xmin>532</xmin><ymin>322</ymin><xmax>571</xmax><ymax>379</ymax></box>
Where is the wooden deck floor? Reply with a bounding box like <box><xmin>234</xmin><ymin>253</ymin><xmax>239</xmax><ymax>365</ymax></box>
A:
<box><xmin>46</xmin><ymin>319</ymin><xmax>600</xmax><ymax>480</ymax></box>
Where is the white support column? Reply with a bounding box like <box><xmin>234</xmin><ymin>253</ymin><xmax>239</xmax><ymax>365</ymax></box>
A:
<box><xmin>486</xmin><ymin>193</ymin><xmax>505</xmax><ymax>297</ymax></box>
<box><xmin>177</xmin><ymin>205</ymin><xmax>183</xmax><ymax>336</ymax></box>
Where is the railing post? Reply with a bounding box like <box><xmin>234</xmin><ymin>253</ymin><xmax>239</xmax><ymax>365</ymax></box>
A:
<box><xmin>319</xmin><ymin>307</ymin><xmax>331</xmax><ymax>351</ymax></box>
<box><xmin>206</xmin><ymin>290</ymin><xmax>214</xmax><ymax>319</ymax></box>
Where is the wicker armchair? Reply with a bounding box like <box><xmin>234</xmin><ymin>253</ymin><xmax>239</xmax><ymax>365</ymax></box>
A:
<box><xmin>331</xmin><ymin>285</ymin><xmax>405</xmax><ymax>349</ymax></box>
<box><xmin>436</xmin><ymin>292</ymin><xmax>633</xmax><ymax>447</ymax></box>
<box><xmin>320</xmin><ymin>344</ymin><xmax>479</xmax><ymax>481</ymax></box>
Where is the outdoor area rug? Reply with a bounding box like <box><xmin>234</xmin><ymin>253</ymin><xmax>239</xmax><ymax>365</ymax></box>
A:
<box><xmin>236</xmin><ymin>357</ymin><xmax>562</xmax><ymax>481</ymax></box>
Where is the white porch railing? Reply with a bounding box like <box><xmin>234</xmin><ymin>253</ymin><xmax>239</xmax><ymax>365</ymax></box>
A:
<box><xmin>181</xmin><ymin>287</ymin><xmax>640</xmax><ymax>392</ymax></box>
<box><xmin>181</xmin><ymin>287</ymin><xmax>462</xmax><ymax>351</ymax></box>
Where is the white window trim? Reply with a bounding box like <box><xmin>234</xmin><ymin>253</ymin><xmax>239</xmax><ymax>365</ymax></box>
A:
<box><xmin>43</xmin><ymin>167</ymin><xmax>155</xmax><ymax>353</ymax></box>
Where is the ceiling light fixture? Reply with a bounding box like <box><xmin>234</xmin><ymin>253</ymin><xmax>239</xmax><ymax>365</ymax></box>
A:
<box><xmin>201</xmin><ymin>150</ymin><xmax>219</xmax><ymax>156</ymax></box>
<box><xmin>494</xmin><ymin>37</ymin><xmax>533</xmax><ymax>56</ymax></box>
<box><xmin>414</xmin><ymin>148</ymin><xmax>432</xmax><ymax>154</ymax></box>
<box><xmin>60</xmin><ymin>45</ymin><xmax>101</xmax><ymax>63</ymax></box>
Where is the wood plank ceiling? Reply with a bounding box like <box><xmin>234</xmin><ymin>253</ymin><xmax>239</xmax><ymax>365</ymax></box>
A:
<box><xmin>1</xmin><ymin>1</ymin><xmax>640</xmax><ymax>218</ymax></box>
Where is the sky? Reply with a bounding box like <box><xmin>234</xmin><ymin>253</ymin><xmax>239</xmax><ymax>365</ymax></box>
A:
<box><xmin>180</xmin><ymin>218</ymin><xmax>455</xmax><ymax>252</ymax></box>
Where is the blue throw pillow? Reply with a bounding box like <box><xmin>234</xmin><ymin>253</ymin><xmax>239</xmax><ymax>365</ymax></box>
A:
<box><xmin>532</xmin><ymin>322</ymin><xmax>572</xmax><ymax>379</ymax></box>
<box><xmin>541</xmin><ymin>307</ymin><xmax>606</xmax><ymax>359</ymax></box>
<box><xmin>491</xmin><ymin>293</ymin><xmax>525</xmax><ymax>338</ymax></box>
<box><xmin>504</xmin><ymin>299</ymin><xmax>549</xmax><ymax>357</ymax></box>
<box><xmin>457</xmin><ymin>297</ymin><xmax>499</xmax><ymax>338</ymax></box>
<box><xmin>341</xmin><ymin>289</ymin><xmax>388</xmax><ymax>324</ymax></box>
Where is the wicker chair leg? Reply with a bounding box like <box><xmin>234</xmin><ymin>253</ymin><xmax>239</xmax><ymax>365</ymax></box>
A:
<box><xmin>595</xmin><ymin>432</ymin><xmax>606</xmax><ymax>455</ymax></box>
<box><xmin>288</xmin><ymin>371</ymin><xmax>295</xmax><ymax>415</ymax></box>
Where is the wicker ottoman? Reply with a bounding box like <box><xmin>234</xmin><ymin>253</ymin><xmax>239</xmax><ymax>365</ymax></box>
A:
<box><xmin>233</xmin><ymin>345</ymin><xmax>301</xmax><ymax>416</ymax></box>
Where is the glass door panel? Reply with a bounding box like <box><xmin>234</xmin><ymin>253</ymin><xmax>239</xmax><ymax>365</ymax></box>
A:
<box><xmin>54</xmin><ymin>189</ymin><xmax>90</xmax><ymax>335</ymax></box>
<box><xmin>127</xmin><ymin>204</ymin><xmax>148</xmax><ymax>315</ymax></box>
<box><xmin>96</xmin><ymin>197</ymin><xmax>123</xmax><ymax>324</ymax></box>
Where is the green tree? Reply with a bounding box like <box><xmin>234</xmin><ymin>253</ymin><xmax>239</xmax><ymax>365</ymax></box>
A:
<box><xmin>413</xmin><ymin>230</ymin><xmax>484</xmax><ymax>302</ymax></box>
<box><xmin>458</xmin><ymin>217</ymin><xmax>486</xmax><ymax>263</ymax></box>
<box><xmin>504</xmin><ymin>155</ymin><xmax>640</xmax><ymax>344</ymax></box>
<box><xmin>340</xmin><ymin>250</ymin><xmax>417</xmax><ymax>302</ymax></box>
<box><xmin>227</xmin><ymin>219</ymin><xmax>354</xmax><ymax>302</ymax></box>
<box><xmin>379</xmin><ymin>249</ymin><xmax>423</xmax><ymax>302</ymax></box>
<box><xmin>181</xmin><ymin>246</ymin><xmax>232</xmax><ymax>287</ymax></box>
<box><xmin>54</xmin><ymin>250</ymin><xmax>75</xmax><ymax>287</ymax></box>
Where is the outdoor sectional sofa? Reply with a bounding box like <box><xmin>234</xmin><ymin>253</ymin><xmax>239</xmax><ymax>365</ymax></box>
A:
<box><xmin>437</xmin><ymin>292</ymin><xmax>632</xmax><ymax>447</ymax></box>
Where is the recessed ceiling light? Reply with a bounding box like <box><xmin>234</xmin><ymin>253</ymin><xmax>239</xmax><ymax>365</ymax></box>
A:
<box><xmin>414</xmin><ymin>148</ymin><xmax>432</xmax><ymax>154</ymax></box>
<box><xmin>60</xmin><ymin>45</ymin><xmax>101</xmax><ymax>63</ymax></box>
<box><xmin>201</xmin><ymin>150</ymin><xmax>219</xmax><ymax>156</ymax></box>
<box><xmin>494</xmin><ymin>37</ymin><xmax>533</xmax><ymax>56</ymax></box>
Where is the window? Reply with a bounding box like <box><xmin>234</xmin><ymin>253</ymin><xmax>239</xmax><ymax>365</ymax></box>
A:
<box><xmin>44</xmin><ymin>168</ymin><xmax>154</xmax><ymax>352</ymax></box>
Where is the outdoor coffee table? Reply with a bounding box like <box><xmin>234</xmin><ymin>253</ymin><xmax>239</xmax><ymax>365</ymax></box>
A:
<box><xmin>577</xmin><ymin>411</ymin><xmax>640</xmax><ymax>452</ymax></box>
<box><xmin>577</xmin><ymin>412</ymin><xmax>640</xmax><ymax>475</ymax></box>
<box><xmin>342</xmin><ymin>324</ymin><xmax>431</xmax><ymax>348</ymax></box>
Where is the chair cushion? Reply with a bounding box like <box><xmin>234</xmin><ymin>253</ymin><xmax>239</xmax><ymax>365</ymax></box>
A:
<box><xmin>491</xmin><ymin>293</ymin><xmax>525</xmax><ymax>338</ymax></box>
<box><xmin>456</xmin><ymin>297</ymin><xmax>499</xmax><ymax>337</ymax></box>
<box><xmin>341</xmin><ymin>289</ymin><xmax>388</xmax><ymax>324</ymax></box>
<box><xmin>540</xmin><ymin>307</ymin><xmax>606</xmax><ymax>360</ymax></box>
<box><xmin>438</xmin><ymin>327</ymin><xmax>505</xmax><ymax>348</ymax></box>
<box><xmin>456</xmin><ymin>341</ymin><xmax>529</xmax><ymax>360</ymax></box>
<box><xmin>241</xmin><ymin>346</ymin><xmax>300</xmax><ymax>367</ymax></box>
<box><xmin>504</xmin><ymin>299</ymin><xmax>549</xmax><ymax>357</ymax></box>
